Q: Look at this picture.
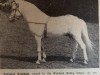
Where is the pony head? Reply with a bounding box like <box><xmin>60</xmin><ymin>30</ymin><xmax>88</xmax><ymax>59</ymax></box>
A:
<box><xmin>9</xmin><ymin>0</ymin><xmax>22</xmax><ymax>22</ymax></box>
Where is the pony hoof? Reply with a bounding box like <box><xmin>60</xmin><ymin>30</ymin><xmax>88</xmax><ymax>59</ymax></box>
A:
<box><xmin>36</xmin><ymin>60</ymin><xmax>40</xmax><ymax>64</ymax></box>
<box><xmin>42</xmin><ymin>58</ymin><xmax>46</xmax><ymax>62</ymax></box>
<box><xmin>83</xmin><ymin>60</ymin><xmax>88</xmax><ymax>64</ymax></box>
<box><xmin>70</xmin><ymin>58</ymin><xmax>74</xmax><ymax>62</ymax></box>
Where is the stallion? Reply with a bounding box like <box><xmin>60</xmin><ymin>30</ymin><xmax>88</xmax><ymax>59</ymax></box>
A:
<box><xmin>8</xmin><ymin>0</ymin><xmax>93</xmax><ymax>64</ymax></box>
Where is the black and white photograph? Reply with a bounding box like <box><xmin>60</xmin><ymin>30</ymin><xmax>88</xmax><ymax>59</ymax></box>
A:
<box><xmin>0</xmin><ymin>0</ymin><xmax>99</xmax><ymax>70</ymax></box>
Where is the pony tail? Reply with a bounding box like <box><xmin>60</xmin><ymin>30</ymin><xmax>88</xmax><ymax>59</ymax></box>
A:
<box><xmin>82</xmin><ymin>23</ymin><xmax>97</xmax><ymax>61</ymax></box>
<box><xmin>82</xmin><ymin>25</ymin><xmax>93</xmax><ymax>50</ymax></box>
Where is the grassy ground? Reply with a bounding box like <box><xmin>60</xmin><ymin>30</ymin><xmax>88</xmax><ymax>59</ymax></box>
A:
<box><xmin>0</xmin><ymin>10</ymin><xmax>99</xmax><ymax>69</ymax></box>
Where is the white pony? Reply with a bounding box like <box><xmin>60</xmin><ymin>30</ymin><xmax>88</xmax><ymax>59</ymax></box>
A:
<box><xmin>9</xmin><ymin>0</ymin><xmax>93</xmax><ymax>64</ymax></box>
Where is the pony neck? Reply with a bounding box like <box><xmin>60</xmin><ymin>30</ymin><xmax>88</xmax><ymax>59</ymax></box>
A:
<box><xmin>14</xmin><ymin>0</ymin><xmax>50</xmax><ymax>23</ymax></box>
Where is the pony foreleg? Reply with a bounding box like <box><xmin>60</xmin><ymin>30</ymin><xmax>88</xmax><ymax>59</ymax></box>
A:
<box><xmin>35</xmin><ymin>36</ymin><xmax>42</xmax><ymax>64</ymax></box>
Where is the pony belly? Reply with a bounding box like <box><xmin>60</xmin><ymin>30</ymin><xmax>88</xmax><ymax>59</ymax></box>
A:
<box><xmin>47</xmin><ymin>24</ymin><xmax>68</xmax><ymax>35</ymax></box>
<box><xmin>47</xmin><ymin>16</ymin><xmax>69</xmax><ymax>35</ymax></box>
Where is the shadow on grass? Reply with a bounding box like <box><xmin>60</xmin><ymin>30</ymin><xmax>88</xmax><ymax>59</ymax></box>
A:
<box><xmin>0</xmin><ymin>55</ymin><xmax>73</xmax><ymax>63</ymax></box>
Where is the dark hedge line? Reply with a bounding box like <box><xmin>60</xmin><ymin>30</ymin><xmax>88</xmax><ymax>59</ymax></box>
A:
<box><xmin>26</xmin><ymin>0</ymin><xmax>99</xmax><ymax>23</ymax></box>
<box><xmin>0</xmin><ymin>0</ymin><xmax>98</xmax><ymax>23</ymax></box>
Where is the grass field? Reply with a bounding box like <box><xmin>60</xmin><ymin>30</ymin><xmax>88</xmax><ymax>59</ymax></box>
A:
<box><xmin>0</xmin><ymin>10</ymin><xmax>99</xmax><ymax>69</ymax></box>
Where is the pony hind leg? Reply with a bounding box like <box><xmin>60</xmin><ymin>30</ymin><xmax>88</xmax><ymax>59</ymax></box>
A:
<box><xmin>42</xmin><ymin>51</ymin><xmax>47</xmax><ymax>62</ymax></box>
<box><xmin>70</xmin><ymin>42</ymin><xmax>78</xmax><ymax>62</ymax></box>
<box><xmin>65</xmin><ymin>34</ymin><xmax>79</xmax><ymax>62</ymax></box>
<box><xmin>41</xmin><ymin>41</ymin><xmax>47</xmax><ymax>62</ymax></box>
<box><xmin>73</xmin><ymin>33</ymin><xmax>88</xmax><ymax>64</ymax></box>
